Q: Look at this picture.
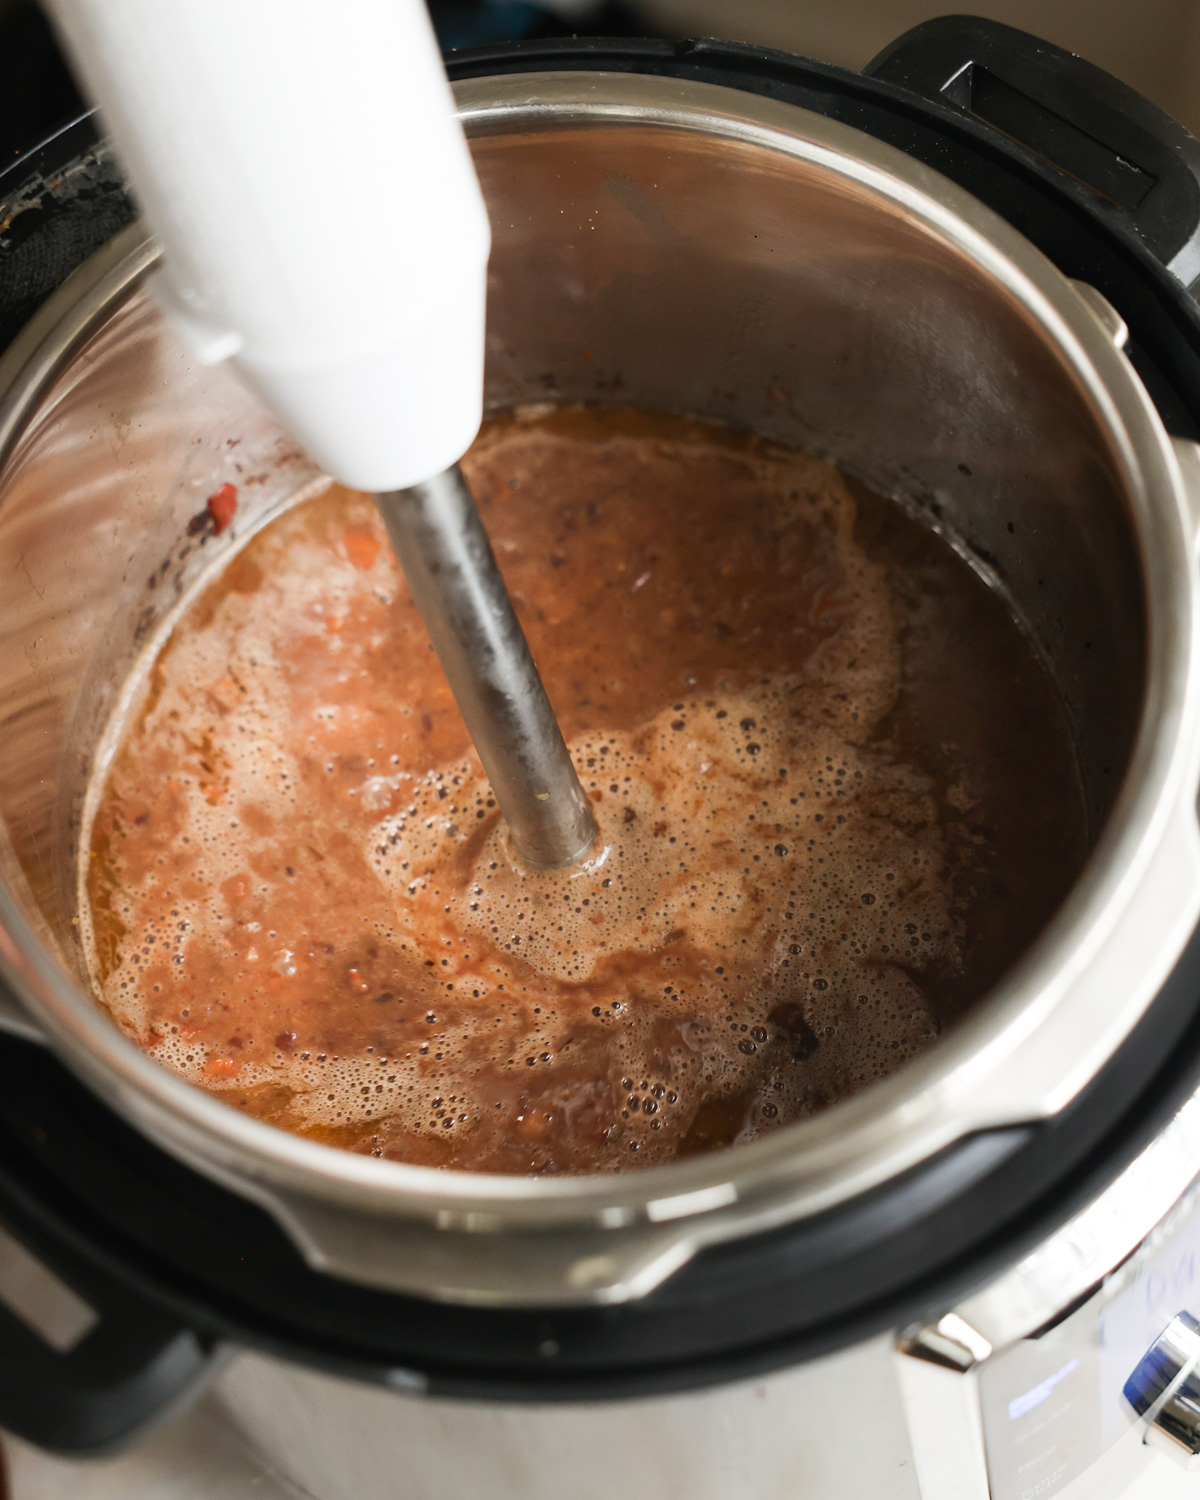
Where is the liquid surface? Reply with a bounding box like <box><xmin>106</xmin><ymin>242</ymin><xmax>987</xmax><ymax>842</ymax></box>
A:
<box><xmin>84</xmin><ymin>410</ymin><xmax>1088</xmax><ymax>1174</ymax></box>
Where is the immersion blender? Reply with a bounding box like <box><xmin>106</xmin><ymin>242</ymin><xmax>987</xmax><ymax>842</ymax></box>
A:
<box><xmin>44</xmin><ymin>0</ymin><xmax>598</xmax><ymax>870</ymax></box>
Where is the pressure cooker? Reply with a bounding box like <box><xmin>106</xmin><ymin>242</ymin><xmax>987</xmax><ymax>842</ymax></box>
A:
<box><xmin>3</xmin><ymin>16</ymin><xmax>1200</xmax><ymax>1499</ymax></box>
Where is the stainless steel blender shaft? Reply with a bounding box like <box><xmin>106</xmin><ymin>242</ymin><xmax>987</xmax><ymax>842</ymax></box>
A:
<box><xmin>375</xmin><ymin>465</ymin><xmax>598</xmax><ymax>869</ymax></box>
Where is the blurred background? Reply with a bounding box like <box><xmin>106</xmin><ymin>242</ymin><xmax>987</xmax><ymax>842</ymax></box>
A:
<box><xmin>5</xmin><ymin>0</ymin><xmax>1200</xmax><ymax>166</ymax></box>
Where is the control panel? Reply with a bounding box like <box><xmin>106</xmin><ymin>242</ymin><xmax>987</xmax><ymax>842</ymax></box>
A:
<box><xmin>896</xmin><ymin>1092</ymin><xmax>1200</xmax><ymax>1500</ymax></box>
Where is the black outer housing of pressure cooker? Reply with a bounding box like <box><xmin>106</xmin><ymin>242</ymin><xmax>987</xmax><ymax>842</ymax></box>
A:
<box><xmin>4</xmin><ymin>14</ymin><xmax>1200</xmax><ymax>1453</ymax></box>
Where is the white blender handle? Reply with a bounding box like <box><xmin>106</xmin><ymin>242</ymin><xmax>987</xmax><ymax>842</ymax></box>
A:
<box><xmin>43</xmin><ymin>0</ymin><xmax>491</xmax><ymax>492</ymax></box>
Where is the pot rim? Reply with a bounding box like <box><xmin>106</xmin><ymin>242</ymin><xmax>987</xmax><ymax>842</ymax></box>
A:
<box><xmin>1</xmin><ymin>71</ymin><xmax>1198</xmax><ymax>1295</ymax></box>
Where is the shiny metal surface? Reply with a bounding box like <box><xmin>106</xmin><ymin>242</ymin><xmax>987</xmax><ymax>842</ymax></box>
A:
<box><xmin>0</xmin><ymin>72</ymin><xmax>1198</xmax><ymax>1305</ymax></box>
<box><xmin>896</xmin><ymin>1078</ymin><xmax>1200</xmax><ymax>1499</ymax></box>
<box><xmin>1069</xmin><ymin>279</ymin><xmax>1131</xmax><ymax>350</ymax></box>
<box><xmin>1124</xmin><ymin>1312</ymin><xmax>1200</xmax><ymax>1460</ymax></box>
<box><xmin>210</xmin><ymin>1334</ymin><xmax>920</xmax><ymax>1500</ymax></box>
<box><xmin>959</xmin><ymin>1086</ymin><xmax>1200</xmax><ymax>1353</ymax></box>
<box><xmin>376</xmin><ymin>465</ymin><xmax>597</xmax><ymax>869</ymax></box>
<box><xmin>197</xmin><ymin>1082</ymin><xmax>1200</xmax><ymax>1499</ymax></box>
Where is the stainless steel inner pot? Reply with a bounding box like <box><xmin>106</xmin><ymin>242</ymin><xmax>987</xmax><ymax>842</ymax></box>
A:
<box><xmin>1</xmin><ymin>72</ymin><xmax>1199</xmax><ymax>1309</ymax></box>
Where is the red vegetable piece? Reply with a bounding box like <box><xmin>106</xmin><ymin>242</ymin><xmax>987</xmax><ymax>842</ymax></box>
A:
<box><xmin>342</xmin><ymin>525</ymin><xmax>380</xmax><ymax>570</ymax></box>
<box><xmin>207</xmin><ymin>482</ymin><xmax>238</xmax><ymax>534</ymax></box>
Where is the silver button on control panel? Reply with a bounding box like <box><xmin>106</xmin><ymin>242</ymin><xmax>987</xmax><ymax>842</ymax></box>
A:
<box><xmin>1123</xmin><ymin>1309</ymin><xmax>1200</xmax><ymax>1466</ymax></box>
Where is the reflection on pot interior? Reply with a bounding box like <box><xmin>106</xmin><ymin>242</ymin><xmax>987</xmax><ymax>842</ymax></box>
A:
<box><xmin>82</xmin><ymin>408</ymin><xmax>1088</xmax><ymax>1174</ymax></box>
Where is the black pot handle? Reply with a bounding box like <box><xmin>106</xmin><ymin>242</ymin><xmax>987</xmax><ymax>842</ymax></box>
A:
<box><xmin>865</xmin><ymin>14</ymin><xmax>1200</xmax><ymax>293</ymax></box>
<box><xmin>0</xmin><ymin>1203</ymin><xmax>208</xmax><ymax>1453</ymax></box>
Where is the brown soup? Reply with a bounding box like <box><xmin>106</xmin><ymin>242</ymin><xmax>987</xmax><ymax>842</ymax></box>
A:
<box><xmin>83</xmin><ymin>409</ymin><xmax>1088</xmax><ymax>1173</ymax></box>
